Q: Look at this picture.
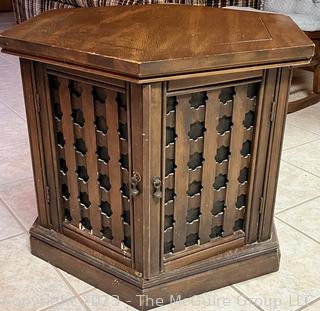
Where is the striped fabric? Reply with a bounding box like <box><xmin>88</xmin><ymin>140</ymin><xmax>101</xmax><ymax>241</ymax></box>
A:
<box><xmin>12</xmin><ymin>0</ymin><xmax>263</xmax><ymax>23</ymax></box>
<box><xmin>208</xmin><ymin>0</ymin><xmax>263</xmax><ymax>8</ymax></box>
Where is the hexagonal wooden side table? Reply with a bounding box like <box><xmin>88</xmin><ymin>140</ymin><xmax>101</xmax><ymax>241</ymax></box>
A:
<box><xmin>0</xmin><ymin>5</ymin><xmax>314</xmax><ymax>310</ymax></box>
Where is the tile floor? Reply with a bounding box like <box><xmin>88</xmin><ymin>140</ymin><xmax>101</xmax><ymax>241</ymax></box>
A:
<box><xmin>0</xmin><ymin>12</ymin><xmax>320</xmax><ymax>311</ymax></box>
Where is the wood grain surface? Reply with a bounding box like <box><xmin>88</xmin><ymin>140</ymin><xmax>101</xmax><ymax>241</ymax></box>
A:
<box><xmin>0</xmin><ymin>5</ymin><xmax>314</xmax><ymax>78</ymax></box>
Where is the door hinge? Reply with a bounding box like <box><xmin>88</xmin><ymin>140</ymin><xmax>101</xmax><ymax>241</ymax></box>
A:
<box><xmin>259</xmin><ymin>197</ymin><xmax>265</xmax><ymax>215</ymax></box>
<box><xmin>270</xmin><ymin>100</ymin><xmax>277</xmax><ymax>123</ymax></box>
<box><xmin>45</xmin><ymin>185</ymin><xmax>51</xmax><ymax>205</ymax></box>
<box><xmin>35</xmin><ymin>92</ymin><xmax>41</xmax><ymax>113</ymax></box>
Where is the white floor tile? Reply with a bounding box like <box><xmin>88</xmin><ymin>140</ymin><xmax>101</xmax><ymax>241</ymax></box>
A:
<box><xmin>282</xmin><ymin>140</ymin><xmax>320</xmax><ymax>178</ymax></box>
<box><xmin>0</xmin><ymin>200</ymin><xmax>24</xmax><ymax>240</ymax></box>
<box><xmin>0</xmin><ymin>235</ymin><xmax>74</xmax><ymax>311</ymax></box>
<box><xmin>277</xmin><ymin>196</ymin><xmax>320</xmax><ymax>242</ymax></box>
<box><xmin>157</xmin><ymin>287</ymin><xmax>260</xmax><ymax>311</ymax></box>
<box><xmin>287</xmin><ymin>103</ymin><xmax>320</xmax><ymax>135</ymax></box>
<box><xmin>282</xmin><ymin>123</ymin><xmax>320</xmax><ymax>151</ymax></box>
<box><xmin>58</xmin><ymin>269</ymin><xmax>93</xmax><ymax>294</ymax></box>
<box><xmin>43</xmin><ymin>298</ymin><xmax>87</xmax><ymax>311</ymax></box>
<box><xmin>275</xmin><ymin>162</ymin><xmax>320</xmax><ymax>212</ymax></box>
<box><xmin>302</xmin><ymin>300</ymin><xmax>320</xmax><ymax>311</ymax></box>
<box><xmin>234</xmin><ymin>220</ymin><xmax>320</xmax><ymax>311</ymax></box>
<box><xmin>0</xmin><ymin>143</ymin><xmax>32</xmax><ymax>186</ymax></box>
<box><xmin>0</xmin><ymin>103</ymin><xmax>28</xmax><ymax>149</ymax></box>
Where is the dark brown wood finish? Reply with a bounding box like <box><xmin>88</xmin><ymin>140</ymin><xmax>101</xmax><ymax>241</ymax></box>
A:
<box><xmin>141</xmin><ymin>83</ymin><xmax>162</xmax><ymax>278</ymax></box>
<box><xmin>81</xmin><ymin>84</ymin><xmax>102</xmax><ymax>237</ymax></box>
<box><xmin>245</xmin><ymin>69</ymin><xmax>278</xmax><ymax>244</ymax></box>
<box><xmin>130</xmin><ymin>83</ymin><xmax>144</xmax><ymax>273</ymax></box>
<box><xmin>58</xmin><ymin>76</ymin><xmax>82</xmax><ymax>227</ymax></box>
<box><xmin>34</xmin><ymin>63</ymin><xmax>63</xmax><ymax>232</ymax></box>
<box><xmin>0</xmin><ymin>6</ymin><xmax>314</xmax><ymax>310</ymax></box>
<box><xmin>30</xmin><ymin>220</ymin><xmax>280</xmax><ymax>310</ymax></box>
<box><xmin>105</xmin><ymin>90</ymin><xmax>125</xmax><ymax>247</ymax></box>
<box><xmin>161</xmin><ymin>75</ymin><xmax>264</xmax><ymax>270</ymax></box>
<box><xmin>0</xmin><ymin>0</ymin><xmax>12</xmax><ymax>11</ymax></box>
<box><xmin>172</xmin><ymin>94</ymin><xmax>192</xmax><ymax>253</ymax></box>
<box><xmin>20</xmin><ymin>60</ymin><xmax>50</xmax><ymax>228</ymax></box>
<box><xmin>0</xmin><ymin>5</ymin><xmax>314</xmax><ymax>79</ymax></box>
<box><xmin>223</xmin><ymin>85</ymin><xmax>248</xmax><ymax>236</ymax></box>
<box><xmin>259</xmin><ymin>67</ymin><xmax>292</xmax><ymax>242</ymax></box>
<box><xmin>198</xmin><ymin>90</ymin><xmax>220</xmax><ymax>244</ymax></box>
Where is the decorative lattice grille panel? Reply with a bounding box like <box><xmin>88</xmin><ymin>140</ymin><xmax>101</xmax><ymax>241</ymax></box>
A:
<box><xmin>49</xmin><ymin>75</ymin><xmax>131</xmax><ymax>252</ymax></box>
<box><xmin>164</xmin><ymin>83</ymin><xmax>259</xmax><ymax>255</ymax></box>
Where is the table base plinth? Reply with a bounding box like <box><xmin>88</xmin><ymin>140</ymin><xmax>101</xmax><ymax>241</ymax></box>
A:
<box><xmin>30</xmin><ymin>220</ymin><xmax>279</xmax><ymax>310</ymax></box>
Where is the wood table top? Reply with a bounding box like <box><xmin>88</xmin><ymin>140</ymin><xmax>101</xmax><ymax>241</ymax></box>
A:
<box><xmin>0</xmin><ymin>5</ymin><xmax>315</xmax><ymax>79</ymax></box>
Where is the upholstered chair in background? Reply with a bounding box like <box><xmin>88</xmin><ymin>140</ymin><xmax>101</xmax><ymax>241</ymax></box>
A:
<box><xmin>264</xmin><ymin>1</ymin><xmax>320</xmax><ymax>112</ymax></box>
<box><xmin>228</xmin><ymin>0</ymin><xmax>320</xmax><ymax>112</ymax></box>
<box><xmin>11</xmin><ymin>0</ymin><xmax>263</xmax><ymax>23</ymax></box>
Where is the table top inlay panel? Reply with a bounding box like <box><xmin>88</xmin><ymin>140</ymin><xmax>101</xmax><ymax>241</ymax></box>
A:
<box><xmin>0</xmin><ymin>5</ymin><xmax>314</xmax><ymax>78</ymax></box>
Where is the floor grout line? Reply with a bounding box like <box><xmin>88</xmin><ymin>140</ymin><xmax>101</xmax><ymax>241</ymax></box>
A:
<box><xmin>231</xmin><ymin>285</ymin><xmax>265</xmax><ymax>311</ymax></box>
<box><xmin>281</xmin><ymin>159</ymin><xmax>320</xmax><ymax>179</ymax></box>
<box><xmin>0</xmin><ymin>53</ymin><xmax>19</xmax><ymax>65</ymax></box>
<box><xmin>0</xmin><ymin>197</ymin><xmax>29</xmax><ymax>233</ymax></box>
<box><xmin>54</xmin><ymin>268</ymin><xmax>92</xmax><ymax>311</ymax></box>
<box><xmin>0</xmin><ymin>141</ymin><xmax>30</xmax><ymax>151</ymax></box>
<box><xmin>0</xmin><ymin>56</ymin><xmax>19</xmax><ymax>66</ymax></box>
<box><xmin>0</xmin><ymin>98</ymin><xmax>27</xmax><ymax>121</ymax></box>
<box><xmin>0</xmin><ymin>140</ymin><xmax>30</xmax><ymax>150</ymax></box>
<box><xmin>0</xmin><ymin>231</ymin><xmax>26</xmax><ymax>242</ymax></box>
<box><xmin>295</xmin><ymin>295</ymin><xmax>320</xmax><ymax>311</ymax></box>
<box><xmin>286</xmin><ymin>120</ymin><xmax>320</xmax><ymax>137</ymax></box>
<box><xmin>76</xmin><ymin>287</ymin><xmax>96</xmax><ymax>297</ymax></box>
<box><xmin>37</xmin><ymin>295</ymin><xmax>77</xmax><ymax>311</ymax></box>
<box><xmin>75</xmin><ymin>295</ymin><xmax>92</xmax><ymax>311</ymax></box>
<box><xmin>275</xmin><ymin>194</ymin><xmax>320</xmax><ymax>215</ymax></box>
<box><xmin>275</xmin><ymin>217</ymin><xmax>320</xmax><ymax>245</ymax></box>
<box><xmin>0</xmin><ymin>176</ymin><xmax>33</xmax><ymax>189</ymax></box>
<box><xmin>282</xmin><ymin>138</ymin><xmax>320</xmax><ymax>152</ymax></box>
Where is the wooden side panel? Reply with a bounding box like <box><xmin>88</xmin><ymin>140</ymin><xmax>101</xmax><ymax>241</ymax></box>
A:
<box><xmin>35</xmin><ymin>63</ymin><xmax>63</xmax><ymax>232</ymax></box>
<box><xmin>20</xmin><ymin>60</ymin><xmax>50</xmax><ymax>228</ymax></box>
<box><xmin>130</xmin><ymin>83</ymin><xmax>144</xmax><ymax>273</ymax></box>
<box><xmin>259</xmin><ymin>68</ymin><xmax>293</xmax><ymax>241</ymax></box>
<box><xmin>141</xmin><ymin>83</ymin><xmax>162</xmax><ymax>278</ymax></box>
<box><xmin>246</xmin><ymin>69</ymin><xmax>278</xmax><ymax>244</ymax></box>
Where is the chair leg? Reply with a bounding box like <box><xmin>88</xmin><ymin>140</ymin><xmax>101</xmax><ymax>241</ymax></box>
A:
<box><xmin>313</xmin><ymin>39</ymin><xmax>320</xmax><ymax>93</ymax></box>
<box><xmin>288</xmin><ymin>33</ymin><xmax>320</xmax><ymax>113</ymax></box>
<box><xmin>288</xmin><ymin>65</ymin><xmax>320</xmax><ymax>114</ymax></box>
<box><xmin>314</xmin><ymin>65</ymin><xmax>320</xmax><ymax>94</ymax></box>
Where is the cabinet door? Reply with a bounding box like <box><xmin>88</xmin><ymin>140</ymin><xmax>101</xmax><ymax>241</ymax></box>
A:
<box><xmin>36</xmin><ymin>63</ymin><xmax>134</xmax><ymax>267</ymax></box>
<box><xmin>130</xmin><ymin>83</ymin><xmax>163</xmax><ymax>278</ymax></box>
<box><xmin>161</xmin><ymin>71</ymin><xmax>277</xmax><ymax>271</ymax></box>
